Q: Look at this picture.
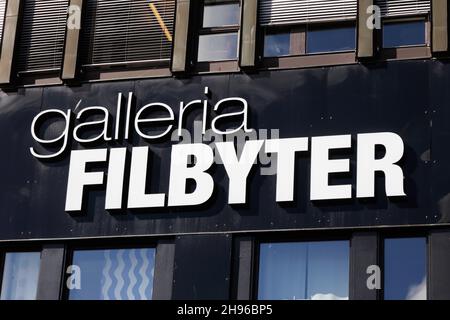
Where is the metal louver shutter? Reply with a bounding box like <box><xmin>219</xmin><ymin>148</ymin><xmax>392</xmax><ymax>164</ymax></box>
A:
<box><xmin>82</xmin><ymin>0</ymin><xmax>175</xmax><ymax>66</ymax></box>
<box><xmin>16</xmin><ymin>0</ymin><xmax>69</xmax><ymax>72</ymax></box>
<box><xmin>259</xmin><ymin>0</ymin><xmax>357</xmax><ymax>26</ymax></box>
<box><xmin>376</xmin><ymin>0</ymin><xmax>431</xmax><ymax>18</ymax></box>
<box><xmin>0</xmin><ymin>0</ymin><xmax>6</xmax><ymax>46</ymax></box>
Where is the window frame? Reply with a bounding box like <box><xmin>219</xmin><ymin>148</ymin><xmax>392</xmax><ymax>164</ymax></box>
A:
<box><xmin>78</xmin><ymin>0</ymin><xmax>176</xmax><ymax>82</ymax></box>
<box><xmin>61</xmin><ymin>239</ymin><xmax>160</xmax><ymax>301</ymax></box>
<box><xmin>252</xmin><ymin>231</ymin><xmax>352</xmax><ymax>301</ymax></box>
<box><xmin>193</xmin><ymin>0</ymin><xmax>241</xmax><ymax>73</ymax></box>
<box><xmin>246</xmin><ymin>228</ymin><xmax>433</xmax><ymax>301</ymax></box>
<box><xmin>379</xmin><ymin>15</ymin><xmax>431</xmax><ymax>61</ymax></box>
<box><xmin>260</xmin><ymin>21</ymin><xmax>357</xmax><ymax>71</ymax></box>
<box><xmin>382</xmin><ymin>16</ymin><xmax>430</xmax><ymax>49</ymax></box>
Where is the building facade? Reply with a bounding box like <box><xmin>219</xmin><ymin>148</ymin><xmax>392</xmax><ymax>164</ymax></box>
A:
<box><xmin>0</xmin><ymin>0</ymin><xmax>449</xmax><ymax>300</ymax></box>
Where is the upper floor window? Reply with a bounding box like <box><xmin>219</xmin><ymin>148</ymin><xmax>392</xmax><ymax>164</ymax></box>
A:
<box><xmin>260</xmin><ymin>0</ymin><xmax>357</xmax><ymax>57</ymax></box>
<box><xmin>258</xmin><ymin>240</ymin><xmax>350</xmax><ymax>300</ymax></box>
<box><xmin>376</xmin><ymin>0</ymin><xmax>430</xmax><ymax>48</ymax></box>
<box><xmin>16</xmin><ymin>0</ymin><xmax>69</xmax><ymax>73</ymax></box>
<box><xmin>197</xmin><ymin>0</ymin><xmax>240</xmax><ymax>62</ymax></box>
<box><xmin>81</xmin><ymin>0</ymin><xmax>175</xmax><ymax>66</ymax></box>
<box><xmin>0</xmin><ymin>251</ymin><xmax>41</xmax><ymax>300</ymax></box>
<box><xmin>306</xmin><ymin>25</ymin><xmax>356</xmax><ymax>54</ymax></box>
<box><xmin>383</xmin><ymin>20</ymin><xmax>426</xmax><ymax>48</ymax></box>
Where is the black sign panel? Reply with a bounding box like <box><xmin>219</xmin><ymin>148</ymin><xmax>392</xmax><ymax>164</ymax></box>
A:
<box><xmin>0</xmin><ymin>60</ymin><xmax>448</xmax><ymax>241</ymax></box>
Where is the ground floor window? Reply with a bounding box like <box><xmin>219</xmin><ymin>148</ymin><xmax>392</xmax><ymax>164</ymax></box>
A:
<box><xmin>263</xmin><ymin>24</ymin><xmax>356</xmax><ymax>58</ymax></box>
<box><xmin>0</xmin><ymin>252</ymin><xmax>41</xmax><ymax>300</ymax></box>
<box><xmin>384</xmin><ymin>237</ymin><xmax>427</xmax><ymax>300</ymax></box>
<box><xmin>68</xmin><ymin>248</ymin><xmax>156</xmax><ymax>300</ymax></box>
<box><xmin>257</xmin><ymin>240</ymin><xmax>350</xmax><ymax>300</ymax></box>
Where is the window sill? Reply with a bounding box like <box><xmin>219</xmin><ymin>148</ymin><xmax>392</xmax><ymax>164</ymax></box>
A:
<box><xmin>81</xmin><ymin>60</ymin><xmax>172</xmax><ymax>82</ymax></box>
<box><xmin>82</xmin><ymin>67</ymin><xmax>172</xmax><ymax>82</ymax></box>
<box><xmin>16</xmin><ymin>70</ymin><xmax>63</xmax><ymax>87</ymax></box>
<box><xmin>381</xmin><ymin>46</ymin><xmax>431</xmax><ymax>61</ymax></box>
<box><xmin>261</xmin><ymin>52</ymin><xmax>356</xmax><ymax>70</ymax></box>
<box><xmin>194</xmin><ymin>60</ymin><xmax>239</xmax><ymax>74</ymax></box>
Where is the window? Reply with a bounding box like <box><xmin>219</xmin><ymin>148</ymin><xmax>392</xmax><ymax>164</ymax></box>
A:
<box><xmin>203</xmin><ymin>2</ymin><xmax>240</xmax><ymax>28</ymax></box>
<box><xmin>68</xmin><ymin>248</ymin><xmax>156</xmax><ymax>300</ymax></box>
<box><xmin>376</xmin><ymin>0</ymin><xmax>430</xmax><ymax>49</ymax></box>
<box><xmin>383</xmin><ymin>20</ymin><xmax>426</xmax><ymax>48</ymax></box>
<box><xmin>0</xmin><ymin>252</ymin><xmax>41</xmax><ymax>300</ymax></box>
<box><xmin>258</xmin><ymin>241</ymin><xmax>350</xmax><ymax>300</ymax></box>
<box><xmin>197</xmin><ymin>1</ymin><xmax>240</xmax><ymax>62</ymax></box>
<box><xmin>259</xmin><ymin>0</ymin><xmax>357</xmax><ymax>57</ymax></box>
<box><xmin>264</xmin><ymin>30</ymin><xmax>291</xmax><ymax>57</ymax></box>
<box><xmin>81</xmin><ymin>0</ymin><xmax>175</xmax><ymax>66</ymax></box>
<box><xmin>16</xmin><ymin>0</ymin><xmax>68</xmax><ymax>73</ymax></box>
<box><xmin>306</xmin><ymin>25</ymin><xmax>356</xmax><ymax>54</ymax></box>
<box><xmin>198</xmin><ymin>33</ymin><xmax>239</xmax><ymax>62</ymax></box>
<box><xmin>384</xmin><ymin>237</ymin><xmax>427</xmax><ymax>300</ymax></box>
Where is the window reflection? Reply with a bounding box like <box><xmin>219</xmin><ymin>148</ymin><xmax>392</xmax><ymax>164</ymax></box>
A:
<box><xmin>198</xmin><ymin>33</ymin><xmax>238</xmax><ymax>62</ymax></box>
<box><xmin>258</xmin><ymin>241</ymin><xmax>349</xmax><ymax>300</ymax></box>
<box><xmin>0</xmin><ymin>252</ymin><xmax>41</xmax><ymax>300</ymax></box>
<box><xmin>264</xmin><ymin>31</ymin><xmax>291</xmax><ymax>57</ymax></box>
<box><xmin>307</xmin><ymin>26</ymin><xmax>356</xmax><ymax>54</ymax></box>
<box><xmin>384</xmin><ymin>238</ymin><xmax>427</xmax><ymax>300</ymax></box>
<box><xmin>68</xmin><ymin>248</ymin><xmax>156</xmax><ymax>300</ymax></box>
<box><xmin>203</xmin><ymin>3</ymin><xmax>240</xmax><ymax>28</ymax></box>
<box><xmin>383</xmin><ymin>21</ymin><xmax>426</xmax><ymax>48</ymax></box>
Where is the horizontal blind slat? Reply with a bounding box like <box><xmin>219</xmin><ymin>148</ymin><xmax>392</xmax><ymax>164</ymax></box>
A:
<box><xmin>82</xmin><ymin>0</ymin><xmax>175</xmax><ymax>65</ymax></box>
<box><xmin>16</xmin><ymin>0</ymin><xmax>69</xmax><ymax>72</ymax></box>
<box><xmin>259</xmin><ymin>0</ymin><xmax>357</xmax><ymax>26</ymax></box>
<box><xmin>375</xmin><ymin>0</ymin><xmax>431</xmax><ymax>18</ymax></box>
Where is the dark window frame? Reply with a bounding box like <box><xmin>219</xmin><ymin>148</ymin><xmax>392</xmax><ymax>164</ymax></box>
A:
<box><xmin>305</xmin><ymin>22</ymin><xmax>357</xmax><ymax>55</ymax></box>
<box><xmin>251</xmin><ymin>231</ymin><xmax>352</xmax><ymax>301</ymax></box>
<box><xmin>61</xmin><ymin>238</ymin><xmax>161</xmax><ymax>301</ymax></box>
<box><xmin>247</xmin><ymin>228</ymin><xmax>433</xmax><ymax>301</ymax></box>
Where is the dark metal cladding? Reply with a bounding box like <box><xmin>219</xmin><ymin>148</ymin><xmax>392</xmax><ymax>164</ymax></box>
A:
<box><xmin>0</xmin><ymin>59</ymin><xmax>448</xmax><ymax>241</ymax></box>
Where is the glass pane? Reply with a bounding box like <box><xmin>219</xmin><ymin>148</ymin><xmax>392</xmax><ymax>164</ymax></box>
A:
<box><xmin>203</xmin><ymin>3</ymin><xmax>240</xmax><ymax>28</ymax></box>
<box><xmin>383</xmin><ymin>21</ymin><xmax>426</xmax><ymax>48</ymax></box>
<box><xmin>68</xmin><ymin>248</ymin><xmax>156</xmax><ymax>300</ymax></box>
<box><xmin>306</xmin><ymin>241</ymin><xmax>350</xmax><ymax>300</ymax></box>
<box><xmin>384</xmin><ymin>238</ymin><xmax>427</xmax><ymax>300</ymax></box>
<box><xmin>258</xmin><ymin>241</ymin><xmax>349</xmax><ymax>300</ymax></box>
<box><xmin>264</xmin><ymin>32</ymin><xmax>291</xmax><ymax>57</ymax></box>
<box><xmin>307</xmin><ymin>26</ymin><xmax>356</xmax><ymax>54</ymax></box>
<box><xmin>258</xmin><ymin>242</ymin><xmax>307</xmax><ymax>300</ymax></box>
<box><xmin>1</xmin><ymin>252</ymin><xmax>41</xmax><ymax>300</ymax></box>
<box><xmin>198</xmin><ymin>33</ymin><xmax>238</xmax><ymax>62</ymax></box>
